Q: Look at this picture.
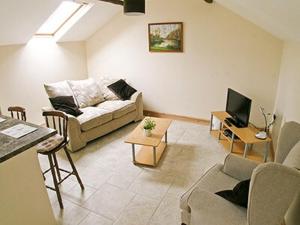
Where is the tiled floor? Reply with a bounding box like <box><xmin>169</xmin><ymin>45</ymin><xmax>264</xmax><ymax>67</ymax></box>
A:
<box><xmin>38</xmin><ymin>120</ymin><xmax>229</xmax><ymax>225</ymax></box>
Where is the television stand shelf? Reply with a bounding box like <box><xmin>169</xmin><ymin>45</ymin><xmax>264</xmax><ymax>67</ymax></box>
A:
<box><xmin>210</xmin><ymin>111</ymin><xmax>272</xmax><ymax>162</ymax></box>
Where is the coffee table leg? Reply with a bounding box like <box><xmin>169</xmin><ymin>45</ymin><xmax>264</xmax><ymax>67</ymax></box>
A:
<box><xmin>153</xmin><ymin>147</ymin><xmax>157</xmax><ymax>166</ymax></box>
<box><xmin>165</xmin><ymin>131</ymin><xmax>168</xmax><ymax>144</ymax></box>
<box><xmin>132</xmin><ymin>144</ymin><xmax>136</xmax><ymax>163</ymax></box>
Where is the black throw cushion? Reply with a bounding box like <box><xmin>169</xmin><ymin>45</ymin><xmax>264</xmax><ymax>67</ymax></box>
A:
<box><xmin>107</xmin><ymin>79</ymin><xmax>137</xmax><ymax>100</ymax></box>
<box><xmin>49</xmin><ymin>96</ymin><xmax>83</xmax><ymax>117</ymax></box>
<box><xmin>215</xmin><ymin>179</ymin><xmax>250</xmax><ymax>208</ymax></box>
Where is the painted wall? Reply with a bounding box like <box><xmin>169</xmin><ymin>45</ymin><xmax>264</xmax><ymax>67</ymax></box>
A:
<box><xmin>273</xmin><ymin>41</ymin><xmax>300</xmax><ymax>225</ymax></box>
<box><xmin>272</xmin><ymin>41</ymin><xmax>300</xmax><ymax>146</ymax></box>
<box><xmin>86</xmin><ymin>0</ymin><xmax>283</xmax><ymax>126</ymax></box>
<box><xmin>274</xmin><ymin>41</ymin><xmax>300</xmax><ymax>123</ymax></box>
<box><xmin>0</xmin><ymin>37</ymin><xmax>87</xmax><ymax>124</ymax></box>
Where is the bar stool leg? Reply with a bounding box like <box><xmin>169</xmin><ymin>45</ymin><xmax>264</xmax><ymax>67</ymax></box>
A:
<box><xmin>53</xmin><ymin>152</ymin><xmax>62</xmax><ymax>182</ymax></box>
<box><xmin>48</xmin><ymin>154</ymin><xmax>64</xmax><ymax>209</ymax></box>
<box><xmin>64</xmin><ymin>148</ymin><xmax>84</xmax><ymax>190</ymax></box>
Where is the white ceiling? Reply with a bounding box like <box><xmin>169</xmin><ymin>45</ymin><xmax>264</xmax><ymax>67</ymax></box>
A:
<box><xmin>0</xmin><ymin>0</ymin><xmax>299</xmax><ymax>46</ymax></box>
<box><xmin>215</xmin><ymin>0</ymin><xmax>300</xmax><ymax>42</ymax></box>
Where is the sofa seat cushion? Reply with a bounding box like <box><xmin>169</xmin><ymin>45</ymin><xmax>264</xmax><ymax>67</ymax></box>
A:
<box><xmin>96</xmin><ymin>100</ymin><xmax>136</xmax><ymax>119</ymax></box>
<box><xmin>77</xmin><ymin>107</ymin><xmax>112</xmax><ymax>131</ymax></box>
<box><xmin>180</xmin><ymin>164</ymin><xmax>239</xmax><ymax>212</ymax></box>
<box><xmin>189</xmin><ymin>190</ymin><xmax>247</xmax><ymax>225</ymax></box>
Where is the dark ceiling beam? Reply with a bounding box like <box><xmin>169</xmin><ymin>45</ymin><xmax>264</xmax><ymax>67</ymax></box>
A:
<box><xmin>97</xmin><ymin>0</ymin><xmax>124</xmax><ymax>6</ymax></box>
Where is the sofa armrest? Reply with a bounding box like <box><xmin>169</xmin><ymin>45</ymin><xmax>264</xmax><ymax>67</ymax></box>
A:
<box><xmin>130</xmin><ymin>91</ymin><xmax>143</xmax><ymax>121</ymax></box>
<box><xmin>130</xmin><ymin>91</ymin><xmax>141</xmax><ymax>102</ymax></box>
<box><xmin>223</xmin><ymin>154</ymin><xmax>259</xmax><ymax>181</ymax></box>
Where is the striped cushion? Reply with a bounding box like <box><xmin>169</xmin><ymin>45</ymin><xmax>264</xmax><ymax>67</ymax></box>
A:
<box><xmin>36</xmin><ymin>134</ymin><xmax>64</xmax><ymax>153</ymax></box>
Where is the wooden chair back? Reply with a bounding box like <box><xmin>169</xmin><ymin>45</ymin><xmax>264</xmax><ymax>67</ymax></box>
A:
<box><xmin>42</xmin><ymin>111</ymin><xmax>68</xmax><ymax>142</ymax></box>
<box><xmin>8</xmin><ymin>106</ymin><xmax>26</xmax><ymax>121</ymax></box>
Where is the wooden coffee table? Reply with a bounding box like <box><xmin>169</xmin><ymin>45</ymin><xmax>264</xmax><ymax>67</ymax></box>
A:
<box><xmin>125</xmin><ymin>117</ymin><xmax>172</xmax><ymax>167</ymax></box>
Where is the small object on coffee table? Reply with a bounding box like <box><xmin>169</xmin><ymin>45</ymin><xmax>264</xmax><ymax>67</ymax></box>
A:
<box><xmin>125</xmin><ymin>117</ymin><xmax>172</xmax><ymax>167</ymax></box>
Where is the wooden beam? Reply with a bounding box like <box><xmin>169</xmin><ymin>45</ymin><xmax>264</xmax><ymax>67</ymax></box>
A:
<box><xmin>97</xmin><ymin>0</ymin><xmax>124</xmax><ymax>6</ymax></box>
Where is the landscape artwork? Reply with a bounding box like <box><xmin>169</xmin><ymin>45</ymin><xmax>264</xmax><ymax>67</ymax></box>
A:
<box><xmin>148</xmin><ymin>22</ymin><xmax>183</xmax><ymax>52</ymax></box>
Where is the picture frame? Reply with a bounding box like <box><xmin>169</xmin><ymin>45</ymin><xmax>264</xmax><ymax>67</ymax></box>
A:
<box><xmin>148</xmin><ymin>22</ymin><xmax>183</xmax><ymax>52</ymax></box>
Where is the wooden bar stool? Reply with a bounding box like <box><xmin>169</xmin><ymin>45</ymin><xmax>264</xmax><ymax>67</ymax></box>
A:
<box><xmin>8</xmin><ymin>106</ymin><xmax>26</xmax><ymax>121</ymax></box>
<box><xmin>36</xmin><ymin>111</ymin><xmax>84</xmax><ymax>209</ymax></box>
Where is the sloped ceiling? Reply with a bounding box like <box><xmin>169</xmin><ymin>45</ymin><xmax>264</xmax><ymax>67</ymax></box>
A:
<box><xmin>0</xmin><ymin>0</ymin><xmax>63</xmax><ymax>46</ymax></box>
<box><xmin>215</xmin><ymin>0</ymin><xmax>300</xmax><ymax>41</ymax></box>
<box><xmin>59</xmin><ymin>1</ymin><xmax>121</xmax><ymax>42</ymax></box>
<box><xmin>0</xmin><ymin>0</ymin><xmax>299</xmax><ymax>46</ymax></box>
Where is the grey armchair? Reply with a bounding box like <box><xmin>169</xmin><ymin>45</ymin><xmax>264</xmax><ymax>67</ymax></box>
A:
<box><xmin>180</xmin><ymin>121</ymin><xmax>300</xmax><ymax>225</ymax></box>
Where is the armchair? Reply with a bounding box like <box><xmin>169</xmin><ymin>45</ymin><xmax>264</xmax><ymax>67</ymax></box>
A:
<box><xmin>180</xmin><ymin>121</ymin><xmax>300</xmax><ymax>225</ymax></box>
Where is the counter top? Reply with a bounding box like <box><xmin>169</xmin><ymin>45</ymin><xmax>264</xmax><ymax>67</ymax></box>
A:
<box><xmin>0</xmin><ymin>116</ymin><xmax>56</xmax><ymax>163</ymax></box>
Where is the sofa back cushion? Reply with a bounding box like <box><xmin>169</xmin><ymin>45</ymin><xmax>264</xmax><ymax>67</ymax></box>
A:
<box><xmin>68</xmin><ymin>78</ymin><xmax>105</xmax><ymax>108</ymax></box>
<box><xmin>44</xmin><ymin>81</ymin><xmax>74</xmax><ymax>99</ymax></box>
<box><xmin>97</xmin><ymin>77</ymin><xmax>120</xmax><ymax>101</ymax></box>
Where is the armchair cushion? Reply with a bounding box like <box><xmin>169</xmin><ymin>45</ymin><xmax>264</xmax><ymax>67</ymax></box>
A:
<box><xmin>215</xmin><ymin>179</ymin><xmax>250</xmax><ymax>208</ymax></box>
<box><xmin>180</xmin><ymin>164</ymin><xmax>239</xmax><ymax>212</ymax></box>
<box><xmin>223</xmin><ymin>154</ymin><xmax>259</xmax><ymax>181</ymax></box>
<box><xmin>189</xmin><ymin>190</ymin><xmax>247</xmax><ymax>225</ymax></box>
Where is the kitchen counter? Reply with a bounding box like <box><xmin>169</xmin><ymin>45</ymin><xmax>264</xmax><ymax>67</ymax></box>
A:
<box><xmin>0</xmin><ymin>116</ymin><xmax>56</xmax><ymax>163</ymax></box>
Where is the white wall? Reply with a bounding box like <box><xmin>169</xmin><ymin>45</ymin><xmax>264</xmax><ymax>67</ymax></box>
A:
<box><xmin>274</xmin><ymin>41</ymin><xmax>300</xmax><ymax>123</ymax></box>
<box><xmin>272</xmin><ymin>41</ymin><xmax>300</xmax><ymax>146</ymax></box>
<box><xmin>0</xmin><ymin>37</ymin><xmax>87</xmax><ymax>124</ymax></box>
<box><xmin>86</xmin><ymin>0</ymin><xmax>283</xmax><ymax>126</ymax></box>
<box><xmin>273</xmin><ymin>41</ymin><xmax>300</xmax><ymax>225</ymax></box>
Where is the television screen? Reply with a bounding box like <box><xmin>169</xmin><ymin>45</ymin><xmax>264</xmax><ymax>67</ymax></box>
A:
<box><xmin>226</xmin><ymin>88</ymin><xmax>252</xmax><ymax>128</ymax></box>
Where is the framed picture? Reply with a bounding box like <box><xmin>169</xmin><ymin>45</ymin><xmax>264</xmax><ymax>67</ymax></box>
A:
<box><xmin>148</xmin><ymin>22</ymin><xmax>183</xmax><ymax>52</ymax></box>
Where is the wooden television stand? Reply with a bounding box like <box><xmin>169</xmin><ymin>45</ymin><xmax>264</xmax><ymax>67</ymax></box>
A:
<box><xmin>210</xmin><ymin>111</ymin><xmax>272</xmax><ymax>162</ymax></box>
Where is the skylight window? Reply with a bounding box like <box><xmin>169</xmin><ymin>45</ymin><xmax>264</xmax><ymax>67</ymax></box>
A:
<box><xmin>36</xmin><ymin>1</ymin><xmax>84</xmax><ymax>36</ymax></box>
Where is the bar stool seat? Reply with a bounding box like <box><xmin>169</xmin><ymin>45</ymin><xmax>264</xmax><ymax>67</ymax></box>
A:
<box><xmin>36</xmin><ymin>134</ymin><xmax>64</xmax><ymax>153</ymax></box>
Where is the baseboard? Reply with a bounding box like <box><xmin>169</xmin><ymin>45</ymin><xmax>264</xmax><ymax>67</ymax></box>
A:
<box><xmin>144</xmin><ymin>110</ymin><xmax>210</xmax><ymax>125</ymax></box>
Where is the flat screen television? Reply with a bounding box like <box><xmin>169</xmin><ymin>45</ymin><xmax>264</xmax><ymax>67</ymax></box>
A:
<box><xmin>225</xmin><ymin>88</ymin><xmax>252</xmax><ymax>128</ymax></box>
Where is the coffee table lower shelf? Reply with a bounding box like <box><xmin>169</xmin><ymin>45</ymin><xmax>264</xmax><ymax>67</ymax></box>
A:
<box><xmin>132</xmin><ymin>141</ymin><xmax>167</xmax><ymax>167</ymax></box>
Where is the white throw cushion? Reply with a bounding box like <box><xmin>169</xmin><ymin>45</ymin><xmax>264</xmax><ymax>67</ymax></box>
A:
<box><xmin>97</xmin><ymin>76</ymin><xmax>120</xmax><ymax>100</ymax></box>
<box><xmin>283</xmin><ymin>140</ymin><xmax>300</xmax><ymax>170</ymax></box>
<box><xmin>68</xmin><ymin>78</ymin><xmax>105</xmax><ymax>108</ymax></box>
<box><xmin>44</xmin><ymin>81</ymin><xmax>74</xmax><ymax>98</ymax></box>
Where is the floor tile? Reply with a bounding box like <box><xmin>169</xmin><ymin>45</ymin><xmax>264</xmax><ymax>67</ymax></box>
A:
<box><xmin>51</xmin><ymin>199</ymin><xmax>90</xmax><ymax>225</ymax></box>
<box><xmin>83</xmin><ymin>183</ymin><xmax>135</xmax><ymax>220</ymax></box>
<box><xmin>129</xmin><ymin>170</ymin><xmax>175</xmax><ymax>200</ymax></box>
<box><xmin>78</xmin><ymin>212</ymin><xmax>113</xmax><ymax>225</ymax></box>
<box><xmin>113</xmin><ymin>195</ymin><xmax>160</xmax><ymax>225</ymax></box>
<box><xmin>148</xmin><ymin>193</ymin><xmax>181</xmax><ymax>225</ymax></box>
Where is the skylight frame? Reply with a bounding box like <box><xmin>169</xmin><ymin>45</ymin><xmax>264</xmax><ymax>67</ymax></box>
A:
<box><xmin>35</xmin><ymin>1</ymin><xmax>86</xmax><ymax>36</ymax></box>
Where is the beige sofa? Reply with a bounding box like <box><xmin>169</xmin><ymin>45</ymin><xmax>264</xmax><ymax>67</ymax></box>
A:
<box><xmin>43</xmin><ymin>78</ymin><xmax>143</xmax><ymax>152</ymax></box>
<box><xmin>180</xmin><ymin>121</ymin><xmax>300</xmax><ymax>225</ymax></box>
